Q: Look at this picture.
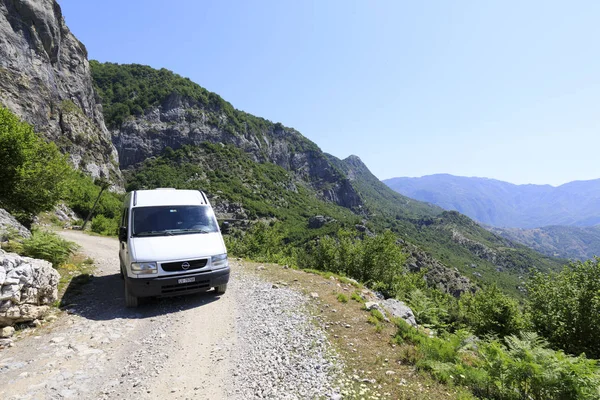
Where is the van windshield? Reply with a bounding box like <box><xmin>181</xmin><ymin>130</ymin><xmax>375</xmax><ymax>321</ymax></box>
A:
<box><xmin>132</xmin><ymin>206</ymin><xmax>219</xmax><ymax>237</ymax></box>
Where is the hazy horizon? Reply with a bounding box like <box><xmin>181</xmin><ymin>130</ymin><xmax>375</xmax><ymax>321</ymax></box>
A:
<box><xmin>382</xmin><ymin>173</ymin><xmax>600</xmax><ymax>187</ymax></box>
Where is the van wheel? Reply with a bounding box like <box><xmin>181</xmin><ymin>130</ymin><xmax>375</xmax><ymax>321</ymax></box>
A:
<box><xmin>215</xmin><ymin>284</ymin><xmax>227</xmax><ymax>295</ymax></box>
<box><xmin>124</xmin><ymin>283</ymin><xmax>138</xmax><ymax>308</ymax></box>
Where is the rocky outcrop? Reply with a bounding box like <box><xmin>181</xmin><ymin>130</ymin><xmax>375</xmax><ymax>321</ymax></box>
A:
<box><xmin>0</xmin><ymin>0</ymin><xmax>121</xmax><ymax>184</ymax></box>
<box><xmin>52</xmin><ymin>203</ymin><xmax>79</xmax><ymax>227</ymax></box>
<box><xmin>0</xmin><ymin>208</ymin><xmax>30</xmax><ymax>240</ymax></box>
<box><xmin>451</xmin><ymin>229</ymin><xmax>499</xmax><ymax>263</ymax></box>
<box><xmin>405</xmin><ymin>243</ymin><xmax>474</xmax><ymax>297</ymax></box>
<box><xmin>110</xmin><ymin>88</ymin><xmax>361</xmax><ymax>209</ymax></box>
<box><xmin>380</xmin><ymin>299</ymin><xmax>417</xmax><ymax>327</ymax></box>
<box><xmin>308</xmin><ymin>215</ymin><xmax>337</xmax><ymax>229</ymax></box>
<box><xmin>450</xmin><ymin>228</ymin><xmax>528</xmax><ymax>273</ymax></box>
<box><xmin>0</xmin><ymin>250</ymin><xmax>59</xmax><ymax>327</ymax></box>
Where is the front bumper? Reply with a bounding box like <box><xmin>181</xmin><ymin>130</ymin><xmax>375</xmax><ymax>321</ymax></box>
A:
<box><xmin>125</xmin><ymin>267</ymin><xmax>230</xmax><ymax>298</ymax></box>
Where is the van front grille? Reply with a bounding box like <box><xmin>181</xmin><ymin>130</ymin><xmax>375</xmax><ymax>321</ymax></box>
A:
<box><xmin>161</xmin><ymin>259</ymin><xmax>208</xmax><ymax>272</ymax></box>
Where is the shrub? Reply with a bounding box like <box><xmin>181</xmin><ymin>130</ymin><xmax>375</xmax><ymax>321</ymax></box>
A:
<box><xmin>393</xmin><ymin>318</ymin><xmax>600</xmax><ymax>400</ymax></box>
<box><xmin>0</xmin><ymin>107</ymin><xmax>70</xmax><ymax>223</ymax></box>
<box><xmin>308</xmin><ymin>229</ymin><xmax>407</xmax><ymax>295</ymax></box>
<box><xmin>459</xmin><ymin>284</ymin><xmax>524</xmax><ymax>338</ymax></box>
<box><xmin>65</xmin><ymin>172</ymin><xmax>122</xmax><ymax>220</ymax></box>
<box><xmin>408</xmin><ymin>288</ymin><xmax>449</xmax><ymax>328</ymax></box>
<box><xmin>20</xmin><ymin>230</ymin><xmax>78</xmax><ymax>267</ymax></box>
<box><xmin>472</xmin><ymin>333</ymin><xmax>600</xmax><ymax>400</ymax></box>
<box><xmin>91</xmin><ymin>214</ymin><xmax>119</xmax><ymax>236</ymax></box>
<box><xmin>527</xmin><ymin>258</ymin><xmax>600</xmax><ymax>358</ymax></box>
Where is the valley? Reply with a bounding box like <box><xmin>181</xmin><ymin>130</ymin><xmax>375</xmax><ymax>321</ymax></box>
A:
<box><xmin>384</xmin><ymin>174</ymin><xmax>600</xmax><ymax>260</ymax></box>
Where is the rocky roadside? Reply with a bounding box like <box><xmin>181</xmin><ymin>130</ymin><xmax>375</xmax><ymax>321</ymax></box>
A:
<box><xmin>229</xmin><ymin>268</ymin><xmax>344</xmax><ymax>399</ymax></box>
<box><xmin>0</xmin><ymin>232</ymin><xmax>346</xmax><ymax>400</ymax></box>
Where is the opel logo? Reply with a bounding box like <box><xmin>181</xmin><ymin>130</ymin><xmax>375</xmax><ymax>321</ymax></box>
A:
<box><xmin>181</xmin><ymin>262</ymin><xmax>190</xmax><ymax>270</ymax></box>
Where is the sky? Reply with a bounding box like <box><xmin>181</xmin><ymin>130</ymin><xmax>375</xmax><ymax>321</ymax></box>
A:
<box><xmin>59</xmin><ymin>0</ymin><xmax>600</xmax><ymax>186</ymax></box>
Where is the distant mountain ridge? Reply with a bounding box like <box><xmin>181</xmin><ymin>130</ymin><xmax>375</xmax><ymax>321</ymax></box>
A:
<box><xmin>383</xmin><ymin>174</ymin><xmax>600</xmax><ymax>228</ymax></box>
<box><xmin>489</xmin><ymin>225</ymin><xmax>600</xmax><ymax>261</ymax></box>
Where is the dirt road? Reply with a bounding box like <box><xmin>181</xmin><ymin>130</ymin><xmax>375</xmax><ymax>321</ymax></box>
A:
<box><xmin>0</xmin><ymin>231</ymin><xmax>342</xmax><ymax>400</ymax></box>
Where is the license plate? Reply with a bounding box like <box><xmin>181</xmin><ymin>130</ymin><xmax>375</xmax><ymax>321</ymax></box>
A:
<box><xmin>178</xmin><ymin>277</ymin><xmax>195</xmax><ymax>284</ymax></box>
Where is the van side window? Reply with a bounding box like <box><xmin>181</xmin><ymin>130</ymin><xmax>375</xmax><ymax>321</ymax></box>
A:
<box><xmin>121</xmin><ymin>208</ymin><xmax>129</xmax><ymax>228</ymax></box>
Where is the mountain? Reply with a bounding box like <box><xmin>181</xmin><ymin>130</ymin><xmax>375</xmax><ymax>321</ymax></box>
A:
<box><xmin>91</xmin><ymin>62</ymin><xmax>361</xmax><ymax>210</ymax></box>
<box><xmin>90</xmin><ymin>61</ymin><xmax>564</xmax><ymax>295</ymax></box>
<box><xmin>0</xmin><ymin>0</ymin><xmax>565</xmax><ymax>298</ymax></box>
<box><xmin>384</xmin><ymin>174</ymin><xmax>600</xmax><ymax>228</ymax></box>
<box><xmin>0</xmin><ymin>0</ymin><xmax>121</xmax><ymax>184</ymax></box>
<box><xmin>489</xmin><ymin>225</ymin><xmax>600</xmax><ymax>261</ymax></box>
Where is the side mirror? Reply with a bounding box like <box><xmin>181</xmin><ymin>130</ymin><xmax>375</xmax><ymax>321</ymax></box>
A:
<box><xmin>119</xmin><ymin>226</ymin><xmax>128</xmax><ymax>242</ymax></box>
<box><xmin>221</xmin><ymin>221</ymin><xmax>230</xmax><ymax>235</ymax></box>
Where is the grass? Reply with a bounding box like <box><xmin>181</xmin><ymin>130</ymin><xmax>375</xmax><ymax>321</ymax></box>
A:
<box><xmin>337</xmin><ymin>293</ymin><xmax>348</xmax><ymax>303</ymax></box>
<box><xmin>351</xmin><ymin>291</ymin><xmax>364</xmax><ymax>303</ymax></box>
<box><xmin>370</xmin><ymin>309</ymin><xmax>385</xmax><ymax>322</ymax></box>
<box><xmin>244</xmin><ymin>259</ymin><xmax>475</xmax><ymax>399</ymax></box>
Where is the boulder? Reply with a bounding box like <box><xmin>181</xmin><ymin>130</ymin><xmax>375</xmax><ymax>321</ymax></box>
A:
<box><xmin>0</xmin><ymin>250</ymin><xmax>59</xmax><ymax>327</ymax></box>
<box><xmin>0</xmin><ymin>209</ymin><xmax>31</xmax><ymax>241</ymax></box>
<box><xmin>308</xmin><ymin>215</ymin><xmax>328</xmax><ymax>229</ymax></box>
<box><xmin>0</xmin><ymin>326</ymin><xmax>14</xmax><ymax>338</ymax></box>
<box><xmin>381</xmin><ymin>299</ymin><xmax>417</xmax><ymax>327</ymax></box>
<box><xmin>53</xmin><ymin>203</ymin><xmax>79</xmax><ymax>226</ymax></box>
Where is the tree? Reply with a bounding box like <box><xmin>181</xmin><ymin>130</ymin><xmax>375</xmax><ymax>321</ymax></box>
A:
<box><xmin>0</xmin><ymin>107</ymin><xmax>70</xmax><ymax>224</ymax></box>
<box><xmin>459</xmin><ymin>284</ymin><xmax>524</xmax><ymax>337</ymax></box>
<box><xmin>527</xmin><ymin>258</ymin><xmax>600</xmax><ymax>358</ymax></box>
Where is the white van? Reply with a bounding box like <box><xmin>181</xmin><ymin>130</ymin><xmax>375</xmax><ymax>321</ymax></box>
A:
<box><xmin>118</xmin><ymin>189</ymin><xmax>230</xmax><ymax>307</ymax></box>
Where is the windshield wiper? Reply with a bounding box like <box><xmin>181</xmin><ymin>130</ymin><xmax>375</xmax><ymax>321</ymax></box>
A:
<box><xmin>170</xmin><ymin>228</ymin><xmax>211</xmax><ymax>234</ymax></box>
<box><xmin>134</xmin><ymin>230</ymin><xmax>174</xmax><ymax>237</ymax></box>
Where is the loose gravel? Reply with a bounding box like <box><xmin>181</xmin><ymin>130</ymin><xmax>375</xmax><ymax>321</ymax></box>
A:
<box><xmin>229</xmin><ymin>268</ymin><xmax>344</xmax><ymax>399</ymax></box>
<box><xmin>1</xmin><ymin>233</ymin><xmax>346</xmax><ymax>400</ymax></box>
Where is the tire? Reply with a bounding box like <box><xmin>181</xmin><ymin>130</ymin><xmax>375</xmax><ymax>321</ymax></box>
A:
<box><xmin>124</xmin><ymin>282</ymin><xmax>138</xmax><ymax>308</ymax></box>
<box><xmin>215</xmin><ymin>284</ymin><xmax>227</xmax><ymax>295</ymax></box>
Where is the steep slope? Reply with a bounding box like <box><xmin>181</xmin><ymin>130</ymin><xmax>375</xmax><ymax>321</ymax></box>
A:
<box><xmin>490</xmin><ymin>225</ymin><xmax>600</xmax><ymax>260</ymax></box>
<box><xmin>91</xmin><ymin>62</ymin><xmax>360</xmax><ymax>209</ymax></box>
<box><xmin>384</xmin><ymin>174</ymin><xmax>600</xmax><ymax>228</ymax></box>
<box><xmin>123</xmin><ymin>143</ymin><xmax>360</xmax><ymax>244</ymax></box>
<box><xmin>0</xmin><ymin>0</ymin><xmax>121</xmax><ymax>183</ymax></box>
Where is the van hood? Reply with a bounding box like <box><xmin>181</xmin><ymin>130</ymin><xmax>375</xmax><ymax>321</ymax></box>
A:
<box><xmin>130</xmin><ymin>233</ymin><xmax>226</xmax><ymax>262</ymax></box>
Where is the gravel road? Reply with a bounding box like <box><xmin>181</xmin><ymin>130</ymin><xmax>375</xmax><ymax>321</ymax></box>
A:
<box><xmin>0</xmin><ymin>231</ymin><xmax>343</xmax><ymax>400</ymax></box>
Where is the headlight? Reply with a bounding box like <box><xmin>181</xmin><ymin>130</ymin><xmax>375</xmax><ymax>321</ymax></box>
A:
<box><xmin>211</xmin><ymin>254</ymin><xmax>228</xmax><ymax>269</ymax></box>
<box><xmin>131</xmin><ymin>262</ymin><xmax>157</xmax><ymax>275</ymax></box>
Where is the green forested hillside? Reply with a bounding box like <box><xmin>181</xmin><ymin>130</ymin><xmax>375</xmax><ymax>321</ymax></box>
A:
<box><xmin>123</xmin><ymin>141</ymin><xmax>564</xmax><ymax>296</ymax></box>
<box><xmin>124</xmin><ymin>143</ymin><xmax>359</xmax><ymax>244</ymax></box>
<box><xmin>329</xmin><ymin>154</ymin><xmax>564</xmax><ymax>293</ymax></box>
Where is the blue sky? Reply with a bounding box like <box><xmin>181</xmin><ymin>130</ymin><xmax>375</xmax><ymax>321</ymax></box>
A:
<box><xmin>59</xmin><ymin>0</ymin><xmax>599</xmax><ymax>186</ymax></box>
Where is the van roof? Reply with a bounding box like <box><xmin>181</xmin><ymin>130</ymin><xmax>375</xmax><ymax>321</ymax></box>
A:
<box><xmin>132</xmin><ymin>189</ymin><xmax>208</xmax><ymax>207</ymax></box>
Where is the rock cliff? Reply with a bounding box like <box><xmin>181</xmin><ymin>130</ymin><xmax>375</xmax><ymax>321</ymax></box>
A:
<box><xmin>93</xmin><ymin>63</ymin><xmax>361</xmax><ymax>208</ymax></box>
<box><xmin>0</xmin><ymin>0</ymin><xmax>121</xmax><ymax>184</ymax></box>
